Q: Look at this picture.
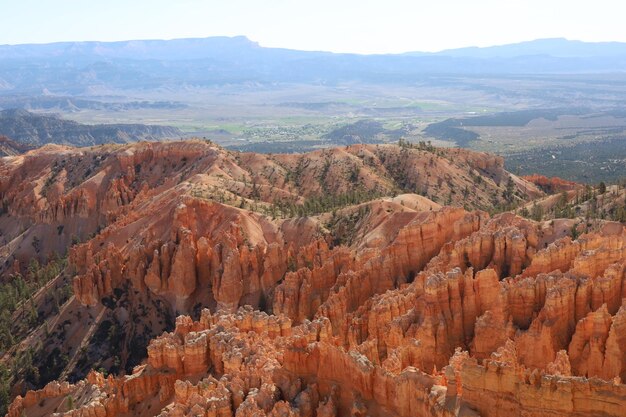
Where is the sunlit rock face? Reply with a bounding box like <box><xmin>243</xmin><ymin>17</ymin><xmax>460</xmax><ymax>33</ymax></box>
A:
<box><xmin>4</xmin><ymin>140</ymin><xmax>626</xmax><ymax>417</ymax></box>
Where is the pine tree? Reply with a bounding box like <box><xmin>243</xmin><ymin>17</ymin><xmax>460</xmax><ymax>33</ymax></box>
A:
<box><xmin>531</xmin><ymin>202</ymin><xmax>543</xmax><ymax>221</ymax></box>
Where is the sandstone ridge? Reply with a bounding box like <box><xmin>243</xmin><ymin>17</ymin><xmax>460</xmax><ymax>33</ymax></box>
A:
<box><xmin>3</xmin><ymin>141</ymin><xmax>625</xmax><ymax>417</ymax></box>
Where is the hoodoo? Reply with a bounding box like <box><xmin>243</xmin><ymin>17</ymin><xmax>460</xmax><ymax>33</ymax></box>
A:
<box><xmin>2</xmin><ymin>141</ymin><xmax>625</xmax><ymax>417</ymax></box>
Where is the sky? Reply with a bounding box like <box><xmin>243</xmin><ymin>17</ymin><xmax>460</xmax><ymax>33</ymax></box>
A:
<box><xmin>0</xmin><ymin>0</ymin><xmax>625</xmax><ymax>54</ymax></box>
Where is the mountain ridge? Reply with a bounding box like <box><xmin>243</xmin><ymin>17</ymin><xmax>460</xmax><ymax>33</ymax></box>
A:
<box><xmin>2</xmin><ymin>37</ymin><xmax>626</xmax><ymax>96</ymax></box>
<box><xmin>410</xmin><ymin>37</ymin><xmax>626</xmax><ymax>58</ymax></box>
<box><xmin>0</xmin><ymin>109</ymin><xmax>182</xmax><ymax>146</ymax></box>
<box><xmin>3</xmin><ymin>36</ymin><xmax>626</xmax><ymax>59</ymax></box>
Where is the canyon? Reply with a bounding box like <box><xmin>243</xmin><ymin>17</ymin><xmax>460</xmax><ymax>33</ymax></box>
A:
<box><xmin>1</xmin><ymin>140</ymin><xmax>624</xmax><ymax>417</ymax></box>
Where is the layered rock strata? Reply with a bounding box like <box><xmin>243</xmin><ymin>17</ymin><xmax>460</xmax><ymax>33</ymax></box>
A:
<box><xmin>9</xmin><ymin>216</ymin><xmax>626</xmax><ymax>417</ymax></box>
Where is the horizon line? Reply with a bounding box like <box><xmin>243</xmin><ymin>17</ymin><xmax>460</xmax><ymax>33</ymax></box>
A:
<box><xmin>1</xmin><ymin>35</ymin><xmax>623</xmax><ymax>56</ymax></box>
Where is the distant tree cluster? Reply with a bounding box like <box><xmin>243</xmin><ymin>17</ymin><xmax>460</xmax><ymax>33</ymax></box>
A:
<box><xmin>273</xmin><ymin>189</ymin><xmax>386</xmax><ymax>218</ymax></box>
<box><xmin>505</xmin><ymin>137</ymin><xmax>626</xmax><ymax>184</ymax></box>
<box><xmin>326</xmin><ymin>205</ymin><xmax>371</xmax><ymax>246</ymax></box>
<box><xmin>0</xmin><ymin>255</ymin><xmax>69</xmax><ymax>415</ymax></box>
<box><xmin>517</xmin><ymin>180</ymin><xmax>626</xmax><ymax>224</ymax></box>
<box><xmin>0</xmin><ymin>364</ymin><xmax>9</xmax><ymax>416</ymax></box>
<box><xmin>397</xmin><ymin>138</ymin><xmax>436</xmax><ymax>152</ymax></box>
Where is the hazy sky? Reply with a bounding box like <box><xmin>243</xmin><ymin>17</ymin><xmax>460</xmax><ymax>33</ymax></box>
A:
<box><xmin>1</xmin><ymin>0</ymin><xmax>625</xmax><ymax>53</ymax></box>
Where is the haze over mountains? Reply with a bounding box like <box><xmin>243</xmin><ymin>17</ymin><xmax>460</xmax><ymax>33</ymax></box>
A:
<box><xmin>0</xmin><ymin>109</ymin><xmax>181</xmax><ymax>146</ymax></box>
<box><xmin>4</xmin><ymin>36</ymin><xmax>626</xmax><ymax>61</ymax></box>
<box><xmin>409</xmin><ymin>38</ymin><xmax>626</xmax><ymax>58</ymax></box>
<box><xmin>2</xmin><ymin>37</ymin><xmax>626</xmax><ymax>95</ymax></box>
<box><xmin>1</xmin><ymin>36</ymin><xmax>626</xmax><ymax>184</ymax></box>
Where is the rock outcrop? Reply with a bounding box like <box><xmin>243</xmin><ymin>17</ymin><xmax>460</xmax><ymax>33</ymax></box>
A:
<box><xmin>10</xmin><ymin>211</ymin><xmax>626</xmax><ymax>417</ymax></box>
<box><xmin>0</xmin><ymin>140</ymin><xmax>540</xmax><ymax>276</ymax></box>
<box><xmin>4</xmin><ymin>141</ymin><xmax>626</xmax><ymax>417</ymax></box>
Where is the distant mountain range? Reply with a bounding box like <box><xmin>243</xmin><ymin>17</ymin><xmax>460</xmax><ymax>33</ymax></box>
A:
<box><xmin>0</xmin><ymin>109</ymin><xmax>182</xmax><ymax>147</ymax></box>
<box><xmin>0</xmin><ymin>135</ymin><xmax>33</xmax><ymax>156</ymax></box>
<box><xmin>408</xmin><ymin>38</ymin><xmax>626</xmax><ymax>58</ymax></box>
<box><xmin>1</xmin><ymin>37</ymin><xmax>626</xmax><ymax>95</ymax></box>
<box><xmin>3</xmin><ymin>36</ymin><xmax>626</xmax><ymax>60</ymax></box>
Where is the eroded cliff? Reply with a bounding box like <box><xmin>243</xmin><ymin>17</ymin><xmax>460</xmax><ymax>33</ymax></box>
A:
<box><xmin>3</xmin><ymin>141</ymin><xmax>625</xmax><ymax>417</ymax></box>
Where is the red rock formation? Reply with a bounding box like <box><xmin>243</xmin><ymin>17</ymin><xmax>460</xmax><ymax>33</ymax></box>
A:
<box><xmin>460</xmin><ymin>345</ymin><xmax>626</xmax><ymax>417</ymax></box>
<box><xmin>0</xmin><ymin>141</ymin><xmax>540</xmax><ymax>275</ymax></box>
<box><xmin>522</xmin><ymin>174</ymin><xmax>579</xmax><ymax>193</ymax></box>
<box><xmin>10</xmin><ymin>220</ymin><xmax>626</xmax><ymax>416</ymax></box>
<box><xmin>5</xmin><ymin>141</ymin><xmax>626</xmax><ymax>417</ymax></box>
